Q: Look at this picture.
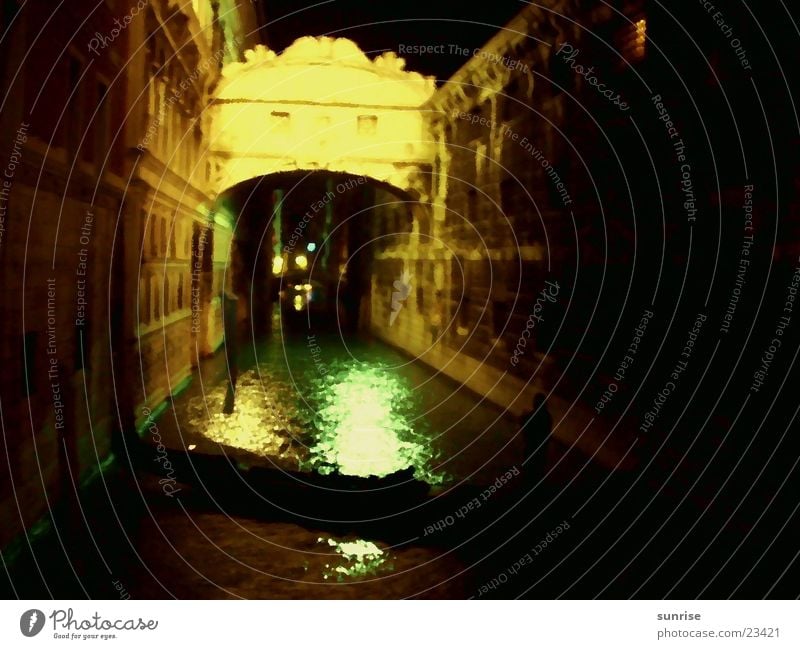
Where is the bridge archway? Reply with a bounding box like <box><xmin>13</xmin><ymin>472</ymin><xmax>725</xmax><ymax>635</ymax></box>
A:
<box><xmin>211</xmin><ymin>169</ymin><xmax>421</xmax><ymax>341</ymax></box>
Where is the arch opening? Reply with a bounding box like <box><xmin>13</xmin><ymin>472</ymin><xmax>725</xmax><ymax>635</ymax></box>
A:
<box><xmin>213</xmin><ymin>169</ymin><xmax>420</xmax><ymax>341</ymax></box>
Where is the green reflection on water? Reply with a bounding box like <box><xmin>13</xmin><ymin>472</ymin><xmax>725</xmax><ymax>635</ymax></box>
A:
<box><xmin>188</xmin><ymin>344</ymin><xmax>445</xmax><ymax>483</ymax></box>
<box><xmin>301</xmin><ymin>361</ymin><xmax>443</xmax><ymax>483</ymax></box>
<box><xmin>318</xmin><ymin>537</ymin><xmax>391</xmax><ymax>581</ymax></box>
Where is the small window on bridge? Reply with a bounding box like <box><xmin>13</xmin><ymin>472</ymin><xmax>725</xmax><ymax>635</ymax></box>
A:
<box><xmin>357</xmin><ymin>115</ymin><xmax>378</xmax><ymax>136</ymax></box>
<box><xmin>270</xmin><ymin>111</ymin><xmax>291</xmax><ymax>132</ymax></box>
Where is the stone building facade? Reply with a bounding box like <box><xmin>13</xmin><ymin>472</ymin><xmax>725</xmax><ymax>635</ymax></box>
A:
<box><xmin>407</xmin><ymin>0</ymin><xmax>650</xmax><ymax>414</ymax></box>
<box><xmin>373</xmin><ymin>0</ymin><xmax>635</xmax><ymax>435</ymax></box>
<box><xmin>0</xmin><ymin>0</ymin><xmax>258</xmax><ymax>552</ymax></box>
<box><xmin>0</xmin><ymin>0</ymin><xmax>137</xmax><ymax>552</ymax></box>
<box><xmin>126</xmin><ymin>0</ymin><xmax>258</xmax><ymax>424</ymax></box>
<box><xmin>371</xmin><ymin>0</ymin><xmax>799</xmax><ymax>469</ymax></box>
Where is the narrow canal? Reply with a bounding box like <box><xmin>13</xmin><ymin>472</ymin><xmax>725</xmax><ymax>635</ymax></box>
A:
<box><xmin>158</xmin><ymin>326</ymin><xmax>522</xmax><ymax>488</ymax></box>
<box><xmin>125</xmin><ymin>323</ymin><xmax>536</xmax><ymax>598</ymax></box>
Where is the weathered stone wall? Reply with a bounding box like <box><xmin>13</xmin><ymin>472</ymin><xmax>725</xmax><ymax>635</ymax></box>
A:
<box><xmin>366</xmin><ymin>0</ymin><xmax>673</xmax><ymax>468</ymax></box>
<box><xmin>371</xmin><ymin>0</ymin><xmax>584</xmax><ymax>419</ymax></box>
<box><xmin>131</xmin><ymin>1</ymin><xmax>252</xmax><ymax>426</ymax></box>
<box><xmin>0</xmin><ymin>0</ymin><xmax>255</xmax><ymax>551</ymax></box>
<box><xmin>0</xmin><ymin>0</ymin><xmax>135</xmax><ymax>549</ymax></box>
<box><xmin>371</xmin><ymin>0</ymin><xmax>800</xmax><ymax>473</ymax></box>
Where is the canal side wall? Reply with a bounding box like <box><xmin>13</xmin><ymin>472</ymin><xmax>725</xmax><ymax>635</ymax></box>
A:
<box><xmin>368</xmin><ymin>0</ymin><xmax>652</xmax><ymax>471</ymax></box>
<box><xmin>368</xmin><ymin>229</ymin><xmax>634</xmax><ymax>470</ymax></box>
<box><xmin>0</xmin><ymin>1</ymin><xmax>133</xmax><ymax>552</ymax></box>
<box><xmin>0</xmin><ymin>0</ymin><xmax>253</xmax><ymax>557</ymax></box>
<box><xmin>0</xmin><ymin>158</ymin><xmax>121</xmax><ymax>552</ymax></box>
<box><xmin>369</xmin><ymin>312</ymin><xmax>633</xmax><ymax>470</ymax></box>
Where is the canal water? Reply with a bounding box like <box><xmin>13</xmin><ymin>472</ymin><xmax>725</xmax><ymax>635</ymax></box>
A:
<box><xmin>130</xmin><ymin>327</ymin><xmax>527</xmax><ymax>597</ymax></box>
<box><xmin>10</xmin><ymin>328</ymin><xmax>778</xmax><ymax>598</ymax></box>
<box><xmin>120</xmin><ymin>327</ymin><xmax>522</xmax><ymax>597</ymax></box>
<box><xmin>168</xmin><ymin>329</ymin><xmax>522</xmax><ymax>488</ymax></box>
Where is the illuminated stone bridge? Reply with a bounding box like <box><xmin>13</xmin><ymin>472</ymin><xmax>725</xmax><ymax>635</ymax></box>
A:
<box><xmin>208</xmin><ymin>36</ymin><xmax>437</xmax><ymax>196</ymax></box>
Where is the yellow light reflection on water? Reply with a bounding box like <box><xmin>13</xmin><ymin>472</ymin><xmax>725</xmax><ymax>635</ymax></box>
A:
<box><xmin>318</xmin><ymin>536</ymin><xmax>391</xmax><ymax>581</ymax></box>
<box><xmin>186</xmin><ymin>354</ymin><xmax>443</xmax><ymax>483</ymax></box>
<box><xmin>304</xmin><ymin>362</ymin><xmax>442</xmax><ymax>482</ymax></box>
<box><xmin>186</xmin><ymin>370</ymin><xmax>307</xmax><ymax>469</ymax></box>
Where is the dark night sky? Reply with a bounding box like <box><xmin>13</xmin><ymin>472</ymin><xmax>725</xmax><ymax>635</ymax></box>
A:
<box><xmin>257</xmin><ymin>0</ymin><xmax>525</xmax><ymax>81</ymax></box>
